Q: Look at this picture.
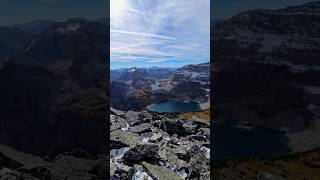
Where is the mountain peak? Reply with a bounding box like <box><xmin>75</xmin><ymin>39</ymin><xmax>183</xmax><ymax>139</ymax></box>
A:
<box><xmin>277</xmin><ymin>1</ymin><xmax>320</xmax><ymax>14</ymax></box>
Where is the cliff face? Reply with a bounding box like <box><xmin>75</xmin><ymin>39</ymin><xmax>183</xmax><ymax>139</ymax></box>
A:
<box><xmin>0</xmin><ymin>18</ymin><xmax>108</xmax><ymax>157</ymax></box>
<box><xmin>0</xmin><ymin>27</ymin><xmax>33</xmax><ymax>64</ymax></box>
<box><xmin>213</xmin><ymin>1</ymin><xmax>320</xmax><ymax>132</ymax></box>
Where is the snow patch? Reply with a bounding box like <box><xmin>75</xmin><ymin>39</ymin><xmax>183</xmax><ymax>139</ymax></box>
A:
<box><xmin>57</xmin><ymin>23</ymin><xmax>82</xmax><ymax>33</ymax></box>
<box><xmin>139</xmin><ymin>133</ymin><xmax>151</xmax><ymax>143</ymax></box>
<box><xmin>110</xmin><ymin>147</ymin><xmax>129</xmax><ymax>159</ymax></box>
<box><xmin>121</xmin><ymin>122</ymin><xmax>130</xmax><ymax>131</ymax></box>
<box><xmin>158</xmin><ymin>160</ymin><xmax>165</xmax><ymax>166</ymax></box>
<box><xmin>176</xmin><ymin>168</ymin><xmax>188</xmax><ymax>179</ymax></box>
<box><xmin>20</xmin><ymin>40</ymin><xmax>35</xmax><ymax>54</ymax></box>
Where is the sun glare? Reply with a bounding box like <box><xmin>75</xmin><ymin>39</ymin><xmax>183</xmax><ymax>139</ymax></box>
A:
<box><xmin>111</xmin><ymin>0</ymin><xmax>127</xmax><ymax>21</ymax></box>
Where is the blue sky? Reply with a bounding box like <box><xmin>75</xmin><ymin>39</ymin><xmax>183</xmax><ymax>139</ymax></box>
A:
<box><xmin>110</xmin><ymin>0</ymin><xmax>210</xmax><ymax>69</ymax></box>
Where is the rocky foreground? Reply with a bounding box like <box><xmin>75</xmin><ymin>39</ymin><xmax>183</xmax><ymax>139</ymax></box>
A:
<box><xmin>110</xmin><ymin>108</ymin><xmax>210</xmax><ymax>180</ymax></box>
<box><xmin>0</xmin><ymin>144</ymin><xmax>107</xmax><ymax>179</ymax></box>
<box><xmin>213</xmin><ymin>148</ymin><xmax>320</xmax><ymax>180</ymax></box>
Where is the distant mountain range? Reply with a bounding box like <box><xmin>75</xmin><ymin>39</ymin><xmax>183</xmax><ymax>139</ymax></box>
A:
<box><xmin>9</xmin><ymin>20</ymin><xmax>55</xmax><ymax>35</ymax></box>
<box><xmin>110</xmin><ymin>62</ymin><xmax>210</xmax><ymax>111</ymax></box>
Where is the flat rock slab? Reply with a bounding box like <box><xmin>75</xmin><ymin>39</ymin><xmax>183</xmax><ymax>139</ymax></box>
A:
<box><xmin>149</xmin><ymin>133</ymin><xmax>163</xmax><ymax>142</ymax></box>
<box><xmin>142</xmin><ymin>162</ymin><xmax>181</xmax><ymax>180</ymax></box>
<box><xmin>110</xmin><ymin>130</ymin><xmax>140</xmax><ymax>147</ymax></box>
<box><xmin>111</xmin><ymin>108</ymin><xmax>125</xmax><ymax>116</ymax></box>
<box><xmin>0</xmin><ymin>145</ymin><xmax>47</xmax><ymax>169</ymax></box>
<box><xmin>192</xmin><ymin>118</ymin><xmax>210</xmax><ymax>127</ymax></box>
<box><xmin>129</xmin><ymin>123</ymin><xmax>152</xmax><ymax>133</ymax></box>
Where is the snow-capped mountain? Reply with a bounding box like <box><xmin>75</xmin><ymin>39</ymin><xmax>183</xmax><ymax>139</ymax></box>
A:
<box><xmin>175</xmin><ymin>62</ymin><xmax>210</xmax><ymax>82</ymax></box>
<box><xmin>110</xmin><ymin>63</ymin><xmax>210</xmax><ymax>111</ymax></box>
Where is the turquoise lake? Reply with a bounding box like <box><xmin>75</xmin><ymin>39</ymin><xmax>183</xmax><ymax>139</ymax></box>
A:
<box><xmin>147</xmin><ymin>100</ymin><xmax>201</xmax><ymax>113</ymax></box>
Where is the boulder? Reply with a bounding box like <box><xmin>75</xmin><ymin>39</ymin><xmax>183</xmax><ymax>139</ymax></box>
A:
<box><xmin>125</xmin><ymin>111</ymin><xmax>142</xmax><ymax>126</ymax></box>
<box><xmin>191</xmin><ymin>118</ymin><xmax>210</xmax><ymax>127</ymax></box>
<box><xmin>187</xmin><ymin>145</ymin><xmax>209</xmax><ymax>178</ymax></box>
<box><xmin>161</xmin><ymin>120</ymin><xmax>186</xmax><ymax>136</ymax></box>
<box><xmin>122</xmin><ymin>144</ymin><xmax>159</xmax><ymax>165</ymax></box>
<box><xmin>110</xmin><ymin>130</ymin><xmax>140</xmax><ymax>148</ymax></box>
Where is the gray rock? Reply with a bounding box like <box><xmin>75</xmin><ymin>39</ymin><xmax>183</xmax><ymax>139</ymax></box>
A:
<box><xmin>188</xmin><ymin>134</ymin><xmax>207</xmax><ymax>142</ymax></box>
<box><xmin>198</xmin><ymin>127</ymin><xmax>210</xmax><ymax>137</ymax></box>
<box><xmin>0</xmin><ymin>168</ymin><xmax>40</xmax><ymax>180</ymax></box>
<box><xmin>174</xmin><ymin>147</ymin><xmax>188</xmax><ymax>160</ymax></box>
<box><xmin>91</xmin><ymin>157</ymin><xmax>108</xmax><ymax>179</ymax></box>
<box><xmin>149</xmin><ymin>133</ymin><xmax>163</xmax><ymax>142</ymax></box>
<box><xmin>125</xmin><ymin>111</ymin><xmax>142</xmax><ymax>125</ymax></box>
<box><xmin>122</xmin><ymin>144</ymin><xmax>159</xmax><ymax>165</ymax></box>
<box><xmin>187</xmin><ymin>145</ymin><xmax>209</xmax><ymax>178</ymax></box>
<box><xmin>110</xmin><ymin>130</ymin><xmax>140</xmax><ymax>148</ymax></box>
<box><xmin>183</xmin><ymin>123</ymin><xmax>198</xmax><ymax>134</ymax></box>
<box><xmin>0</xmin><ymin>144</ymin><xmax>47</xmax><ymax>169</ymax></box>
<box><xmin>0</xmin><ymin>144</ymin><xmax>102</xmax><ymax>179</ymax></box>
<box><xmin>115</xmin><ymin>116</ymin><xmax>129</xmax><ymax>130</ymax></box>
<box><xmin>258</xmin><ymin>173</ymin><xmax>287</xmax><ymax>180</ymax></box>
<box><xmin>110</xmin><ymin>121</ymin><xmax>121</xmax><ymax>132</ymax></box>
<box><xmin>110</xmin><ymin>160</ymin><xmax>116</xmax><ymax>177</ymax></box>
<box><xmin>110</xmin><ymin>108</ymin><xmax>125</xmax><ymax>116</ymax></box>
<box><xmin>48</xmin><ymin>155</ymin><xmax>98</xmax><ymax>179</ymax></box>
<box><xmin>158</xmin><ymin>149</ymin><xmax>167</xmax><ymax>161</ymax></box>
<box><xmin>161</xmin><ymin>120</ymin><xmax>186</xmax><ymax>136</ymax></box>
<box><xmin>142</xmin><ymin>162</ymin><xmax>181</xmax><ymax>180</ymax></box>
<box><xmin>191</xmin><ymin>118</ymin><xmax>210</xmax><ymax>127</ymax></box>
<box><xmin>129</xmin><ymin>123</ymin><xmax>152</xmax><ymax>133</ymax></box>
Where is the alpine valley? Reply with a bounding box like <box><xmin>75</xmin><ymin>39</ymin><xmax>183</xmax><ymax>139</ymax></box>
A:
<box><xmin>110</xmin><ymin>63</ymin><xmax>210</xmax><ymax>112</ymax></box>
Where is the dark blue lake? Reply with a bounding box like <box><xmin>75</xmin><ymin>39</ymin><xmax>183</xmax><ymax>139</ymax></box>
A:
<box><xmin>213</xmin><ymin>123</ymin><xmax>291</xmax><ymax>161</ymax></box>
<box><xmin>147</xmin><ymin>100</ymin><xmax>201</xmax><ymax>113</ymax></box>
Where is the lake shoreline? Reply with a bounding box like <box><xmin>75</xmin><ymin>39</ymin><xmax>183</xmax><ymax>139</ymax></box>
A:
<box><xmin>147</xmin><ymin>100</ymin><xmax>204</xmax><ymax>113</ymax></box>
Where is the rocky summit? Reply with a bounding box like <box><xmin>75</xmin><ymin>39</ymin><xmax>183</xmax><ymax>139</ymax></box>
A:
<box><xmin>110</xmin><ymin>108</ymin><xmax>210</xmax><ymax>180</ymax></box>
<box><xmin>0</xmin><ymin>144</ymin><xmax>108</xmax><ymax>179</ymax></box>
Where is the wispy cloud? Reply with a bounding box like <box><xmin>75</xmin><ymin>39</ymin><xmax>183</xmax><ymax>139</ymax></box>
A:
<box><xmin>111</xmin><ymin>0</ymin><xmax>210</xmax><ymax>68</ymax></box>
<box><xmin>110</xmin><ymin>29</ymin><xmax>175</xmax><ymax>40</ymax></box>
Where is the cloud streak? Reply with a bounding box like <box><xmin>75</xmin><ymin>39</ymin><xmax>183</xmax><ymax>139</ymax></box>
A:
<box><xmin>110</xmin><ymin>0</ymin><xmax>210</xmax><ymax>68</ymax></box>
<box><xmin>110</xmin><ymin>29</ymin><xmax>175</xmax><ymax>40</ymax></box>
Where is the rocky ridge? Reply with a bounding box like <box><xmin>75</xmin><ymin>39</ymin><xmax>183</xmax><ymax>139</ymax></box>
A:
<box><xmin>0</xmin><ymin>144</ymin><xmax>108</xmax><ymax>179</ymax></box>
<box><xmin>110</xmin><ymin>108</ymin><xmax>210</xmax><ymax>180</ymax></box>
